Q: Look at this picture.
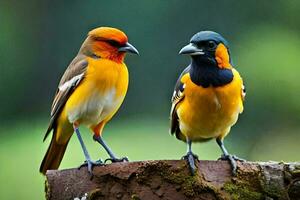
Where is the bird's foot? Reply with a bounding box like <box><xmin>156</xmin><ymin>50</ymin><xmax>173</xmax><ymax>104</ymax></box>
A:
<box><xmin>182</xmin><ymin>152</ymin><xmax>199</xmax><ymax>175</ymax></box>
<box><xmin>219</xmin><ymin>154</ymin><xmax>245</xmax><ymax>162</ymax></box>
<box><xmin>105</xmin><ymin>156</ymin><xmax>129</xmax><ymax>163</ymax></box>
<box><xmin>78</xmin><ymin>159</ymin><xmax>104</xmax><ymax>176</ymax></box>
<box><xmin>218</xmin><ymin>154</ymin><xmax>245</xmax><ymax>175</ymax></box>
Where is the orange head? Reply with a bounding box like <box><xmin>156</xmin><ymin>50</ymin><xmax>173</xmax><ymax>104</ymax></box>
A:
<box><xmin>80</xmin><ymin>27</ymin><xmax>139</xmax><ymax>63</ymax></box>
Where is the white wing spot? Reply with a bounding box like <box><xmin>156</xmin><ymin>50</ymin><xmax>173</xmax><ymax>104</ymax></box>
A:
<box><xmin>59</xmin><ymin>73</ymin><xmax>84</xmax><ymax>91</ymax></box>
<box><xmin>242</xmin><ymin>85</ymin><xmax>246</xmax><ymax>98</ymax></box>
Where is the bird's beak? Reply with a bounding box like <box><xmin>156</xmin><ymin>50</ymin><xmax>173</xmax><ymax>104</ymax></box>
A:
<box><xmin>179</xmin><ymin>43</ymin><xmax>204</xmax><ymax>55</ymax></box>
<box><xmin>118</xmin><ymin>42</ymin><xmax>139</xmax><ymax>55</ymax></box>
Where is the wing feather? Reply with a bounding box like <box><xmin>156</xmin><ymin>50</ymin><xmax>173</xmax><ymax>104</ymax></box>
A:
<box><xmin>43</xmin><ymin>55</ymin><xmax>88</xmax><ymax>141</ymax></box>
<box><xmin>242</xmin><ymin>84</ymin><xmax>246</xmax><ymax>101</ymax></box>
<box><xmin>170</xmin><ymin>66</ymin><xmax>190</xmax><ymax>136</ymax></box>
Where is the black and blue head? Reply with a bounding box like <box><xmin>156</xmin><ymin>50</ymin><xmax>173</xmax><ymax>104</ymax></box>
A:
<box><xmin>179</xmin><ymin>31</ymin><xmax>232</xmax><ymax>68</ymax></box>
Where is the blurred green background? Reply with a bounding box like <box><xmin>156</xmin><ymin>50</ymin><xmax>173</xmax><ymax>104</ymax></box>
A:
<box><xmin>1</xmin><ymin>0</ymin><xmax>300</xmax><ymax>199</ymax></box>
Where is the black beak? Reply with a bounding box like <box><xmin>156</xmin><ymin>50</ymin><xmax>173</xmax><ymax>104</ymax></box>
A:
<box><xmin>179</xmin><ymin>43</ymin><xmax>204</xmax><ymax>55</ymax></box>
<box><xmin>118</xmin><ymin>42</ymin><xmax>139</xmax><ymax>55</ymax></box>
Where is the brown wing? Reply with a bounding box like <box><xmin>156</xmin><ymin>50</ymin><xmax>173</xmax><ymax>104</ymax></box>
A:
<box><xmin>170</xmin><ymin>66</ymin><xmax>190</xmax><ymax>137</ymax></box>
<box><xmin>43</xmin><ymin>54</ymin><xmax>88</xmax><ymax>141</ymax></box>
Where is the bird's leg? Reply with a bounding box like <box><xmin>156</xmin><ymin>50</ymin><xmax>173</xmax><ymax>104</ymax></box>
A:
<box><xmin>182</xmin><ymin>138</ymin><xmax>198</xmax><ymax>175</ymax></box>
<box><xmin>93</xmin><ymin>135</ymin><xmax>128</xmax><ymax>163</ymax></box>
<box><xmin>74</xmin><ymin>125</ymin><xmax>103</xmax><ymax>175</ymax></box>
<box><xmin>216</xmin><ymin>138</ymin><xmax>245</xmax><ymax>175</ymax></box>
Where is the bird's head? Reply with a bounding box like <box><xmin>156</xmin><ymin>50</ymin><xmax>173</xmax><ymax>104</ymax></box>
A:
<box><xmin>179</xmin><ymin>31</ymin><xmax>232</xmax><ymax>69</ymax></box>
<box><xmin>81</xmin><ymin>27</ymin><xmax>139</xmax><ymax>63</ymax></box>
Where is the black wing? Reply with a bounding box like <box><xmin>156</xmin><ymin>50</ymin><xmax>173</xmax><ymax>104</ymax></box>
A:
<box><xmin>170</xmin><ymin>66</ymin><xmax>190</xmax><ymax>137</ymax></box>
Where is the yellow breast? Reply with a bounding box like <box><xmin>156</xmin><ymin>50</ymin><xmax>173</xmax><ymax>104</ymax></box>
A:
<box><xmin>64</xmin><ymin>58</ymin><xmax>129</xmax><ymax>127</ymax></box>
<box><xmin>177</xmin><ymin>69</ymin><xmax>243</xmax><ymax>141</ymax></box>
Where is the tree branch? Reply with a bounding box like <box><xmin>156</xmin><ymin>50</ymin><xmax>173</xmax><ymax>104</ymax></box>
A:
<box><xmin>45</xmin><ymin>160</ymin><xmax>300</xmax><ymax>200</ymax></box>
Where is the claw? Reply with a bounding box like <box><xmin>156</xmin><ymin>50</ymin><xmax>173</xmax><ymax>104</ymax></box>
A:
<box><xmin>105</xmin><ymin>157</ymin><xmax>129</xmax><ymax>163</ymax></box>
<box><xmin>231</xmin><ymin>155</ymin><xmax>246</xmax><ymax>162</ymax></box>
<box><xmin>182</xmin><ymin>152</ymin><xmax>198</xmax><ymax>175</ymax></box>
<box><xmin>78</xmin><ymin>159</ymin><xmax>104</xmax><ymax>176</ymax></box>
<box><xmin>219</xmin><ymin>154</ymin><xmax>244</xmax><ymax>175</ymax></box>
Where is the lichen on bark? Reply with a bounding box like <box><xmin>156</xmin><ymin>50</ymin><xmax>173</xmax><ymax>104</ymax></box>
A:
<box><xmin>45</xmin><ymin>160</ymin><xmax>300</xmax><ymax>200</ymax></box>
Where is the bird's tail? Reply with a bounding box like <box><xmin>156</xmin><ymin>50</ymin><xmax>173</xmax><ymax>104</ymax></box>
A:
<box><xmin>39</xmin><ymin>129</ymin><xmax>70</xmax><ymax>175</ymax></box>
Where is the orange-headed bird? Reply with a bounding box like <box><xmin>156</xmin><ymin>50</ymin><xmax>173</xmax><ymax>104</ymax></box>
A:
<box><xmin>170</xmin><ymin>31</ymin><xmax>245</xmax><ymax>175</ymax></box>
<box><xmin>40</xmin><ymin>27</ymin><xmax>139</xmax><ymax>175</ymax></box>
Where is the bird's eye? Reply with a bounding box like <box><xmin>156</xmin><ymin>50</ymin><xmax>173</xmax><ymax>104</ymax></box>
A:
<box><xmin>106</xmin><ymin>40</ymin><xmax>121</xmax><ymax>47</ymax></box>
<box><xmin>207</xmin><ymin>41</ymin><xmax>217</xmax><ymax>49</ymax></box>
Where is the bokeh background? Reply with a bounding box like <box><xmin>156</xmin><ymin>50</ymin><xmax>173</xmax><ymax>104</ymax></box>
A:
<box><xmin>1</xmin><ymin>0</ymin><xmax>300</xmax><ymax>199</ymax></box>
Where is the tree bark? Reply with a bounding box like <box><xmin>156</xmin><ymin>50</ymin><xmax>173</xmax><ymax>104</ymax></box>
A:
<box><xmin>45</xmin><ymin>160</ymin><xmax>300</xmax><ymax>200</ymax></box>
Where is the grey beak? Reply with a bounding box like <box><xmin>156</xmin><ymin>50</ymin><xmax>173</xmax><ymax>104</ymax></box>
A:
<box><xmin>179</xmin><ymin>43</ymin><xmax>204</xmax><ymax>55</ymax></box>
<box><xmin>118</xmin><ymin>42</ymin><xmax>139</xmax><ymax>55</ymax></box>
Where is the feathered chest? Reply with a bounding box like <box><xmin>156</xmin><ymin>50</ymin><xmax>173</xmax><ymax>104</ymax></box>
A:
<box><xmin>65</xmin><ymin>58</ymin><xmax>129</xmax><ymax>125</ymax></box>
<box><xmin>180</xmin><ymin>70</ymin><xmax>243</xmax><ymax>117</ymax></box>
<box><xmin>189</xmin><ymin>63</ymin><xmax>233</xmax><ymax>88</ymax></box>
<box><xmin>86</xmin><ymin>58</ymin><xmax>129</xmax><ymax>97</ymax></box>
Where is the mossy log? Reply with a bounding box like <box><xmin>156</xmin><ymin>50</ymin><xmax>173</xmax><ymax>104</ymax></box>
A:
<box><xmin>45</xmin><ymin>160</ymin><xmax>300</xmax><ymax>200</ymax></box>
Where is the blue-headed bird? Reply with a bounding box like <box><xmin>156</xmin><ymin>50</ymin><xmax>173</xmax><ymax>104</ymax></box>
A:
<box><xmin>170</xmin><ymin>31</ymin><xmax>246</xmax><ymax>175</ymax></box>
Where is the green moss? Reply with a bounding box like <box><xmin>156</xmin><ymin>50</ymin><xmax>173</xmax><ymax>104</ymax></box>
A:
<box><xmin>155</xmin><ymin>161</ymin><xmax>219</xmax><ymax>198</ymax></box>
<box><xmin>131</xmin><ymin>194</ymin><xmax>140</xmax><ymax>200</ymax></box>
<box><xmin>136</xmin><ymin>161</ymin><xmax>224</xmax><ymax>198</ymax></box>
<box><xmin>259</xmin><ymin>175</ymin><xmax>286</xmax><ymax>198</ymax></box>
<box><xmin>159</xmin><ymin>163</ymin><xmax>197</xmax><ymax>195</ymax></box>
<box><xmin>294</xmin><ymin>165</ymin><xmax>300</xmax><ymax>170</ymax></box>
<box><xmin>223</xmin><ymin>182</ymin><xmax>263</xmax><ymax>200</ymax></box>
<box><xmin>261</xmin><ymin>184</ymin><xmax>285</xmax><ymax>198</ymax></box>
<box><xmin>87</xmin><ymin>189</ymin><xmax>103</xmax><ymax>200</ymax></box>
<box><xmin>291</xmin><ymin>169</ymin><xmax>300</xmax><ymax>176</ymax></box>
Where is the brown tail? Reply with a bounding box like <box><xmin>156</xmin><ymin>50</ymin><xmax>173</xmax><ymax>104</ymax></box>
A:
<box><xmin>39</xmin><ymin>129</ymin><xmax>70</xmax><ymax>175</ymax></box>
